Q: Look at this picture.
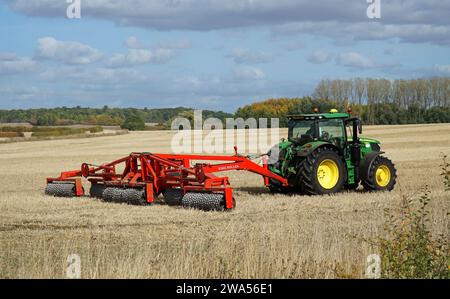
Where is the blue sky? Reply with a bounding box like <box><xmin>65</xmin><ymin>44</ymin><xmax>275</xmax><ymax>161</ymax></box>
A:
<box><xmin>0</xmin><ymin>0</ymin><xmax>449</xmax><ymax>112</ymax></box>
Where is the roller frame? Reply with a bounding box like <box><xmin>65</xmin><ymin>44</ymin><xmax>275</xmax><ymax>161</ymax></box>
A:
<box><xmin>45</xmin><ymin>148</ymin><xmax>289</xmax><ymax>210</ymax></box>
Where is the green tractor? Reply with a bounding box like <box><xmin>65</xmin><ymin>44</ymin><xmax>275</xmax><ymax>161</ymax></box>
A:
<box><xmin>268</xmin><ymin>109</ymin><xmax>397</xmax><ymax>195</ymax></box>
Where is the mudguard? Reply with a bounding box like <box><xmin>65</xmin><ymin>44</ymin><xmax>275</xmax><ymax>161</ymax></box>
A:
<box><xmin>360</xmin><ymin>151</ymin><xmax>385</xmax><ymax>182</ymax></box>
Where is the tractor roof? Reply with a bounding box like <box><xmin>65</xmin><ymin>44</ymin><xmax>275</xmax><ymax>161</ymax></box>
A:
<box><xmin>288</xmin><ymin>112</ymin><xmax>350</xmax><ymax>120</ymax></box>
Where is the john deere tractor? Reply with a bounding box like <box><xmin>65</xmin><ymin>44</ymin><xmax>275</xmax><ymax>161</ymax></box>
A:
<box><xmin>268</xmin><ymin>109</ymin><xmax>397</xmax><ymax>195</ymax></box>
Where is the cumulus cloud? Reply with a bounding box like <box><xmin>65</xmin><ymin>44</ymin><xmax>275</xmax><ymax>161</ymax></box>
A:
<box><xmin>39</xmin><ymin>66</ymin><xmax>146</xmax><ymax>84</ymax></box>
<box><xmin>273</xmin><ymin>21</ymin><xmax>450</xmax><ymax>46</ymax></box>
<box><xmin>305</xmin><ymin>49</ymin><xmax>388</xmax><ymax>69</ymax></box>
<box><xmin>0</xmin><ymin>53</ymin><xmax>37</xmax><ymax>74</ymax></box>
<box><xmin>233</xmin><ymin>66</ymin><xmax>265</xmax><ymax>80</ymax></box>
<box><xmin>109</xmin><ymin>36</ymin><xmax>190</xmax><ymax>67</ymax></box>
<box><xmin>335</xmin><ymin>52</ymin><xmax>375</xmax><ymax>69</ymax></box>
<box><xmin>107</xmin><ymin>48</ymin><xmax>174</xmax><ymax>67</ymax></box>
<box><xmin>36</xmin><ymin>37</ymin><xmax>103</xmax><ymax>65</ymax></box>
<box><xmin>308</xmin><ymin>49</ymin><xmax>334</xmax><ymax>64</ymax></box>
<box><xmin>157</xmin><ymin>40</ymin><xmax>192</xmax><ymax>50</ymax></box>
<box><xmin>227</xmin><ymin>48</ymin><xmax>272</xmax><ymax>64</ymax></box>
<box><xmin>8</xmin><ymin>0</ymin><xmax>363</xmax><ymax>30</ymax></box>
<box><xmin>125</xmin><ymin>36</ymin><xmax>141</xmax><ymax>49</ymax></box>
<box><xmin>8</xmin><ymin>0</ymin><xmax>450</xmax><ymax>46</ymax></box>
<box><xmin>433</xmin><ymin>64</ymin><xmax>450</xmax><ymax>74</ymax></box>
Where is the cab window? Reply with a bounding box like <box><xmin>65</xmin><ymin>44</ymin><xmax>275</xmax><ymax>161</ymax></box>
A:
<box><xmin>319</xmin><ymin>119</ymin><xmax>344</xmax><ymax>147</ymax></box>
<box><xmin>289</xmin><ymin>120</ymin><xmax>316</xmax><ymax>139</ymax></box>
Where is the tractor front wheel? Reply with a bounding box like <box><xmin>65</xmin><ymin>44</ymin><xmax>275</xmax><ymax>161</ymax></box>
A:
<box><xmin>362</xmin><ymin>156</ymin><xmax>397</xmax><ymax>191</ymax></box>
<box><xmin>299</xmin><ymin>147</ymin><xmax>345</xmax><ymax>195</ymax></box>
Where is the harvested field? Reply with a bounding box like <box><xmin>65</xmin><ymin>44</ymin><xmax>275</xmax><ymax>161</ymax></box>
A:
<box><xmin>0</xmin><ymin>124</ymin><xmax>449</xmax><ymax>278</ymax></box>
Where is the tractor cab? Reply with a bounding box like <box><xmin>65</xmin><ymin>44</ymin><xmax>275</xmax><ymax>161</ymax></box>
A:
<box><xmin>287</xmin><ymin>109</ymin><xmax>361</xmax><ymax>150</ymax></box>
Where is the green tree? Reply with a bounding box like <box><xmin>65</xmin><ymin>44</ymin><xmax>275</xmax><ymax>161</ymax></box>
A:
<box><xmin>121</xmin><ymin>114</ymin><xmax>145</xmax><ymax>131</ymax></box>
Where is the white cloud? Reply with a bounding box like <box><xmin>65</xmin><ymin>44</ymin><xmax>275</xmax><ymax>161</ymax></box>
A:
<box><xmin>233</xmin><ymin>66</ymin><xmax>265</xmax><ymax>80</ymax></box>
<box><xmin>273</xmin><ymin>21</ymin><xmax>450</xmax><ymax>46</ymax></box>
<box><xmin>227</xmin><ymin>48</ymin><xmax>272</xmax><ymax>64</ymax></box>
<box><xmin>308</xmin><ymin>49</ymin><xmax>334</xmax><ymax>64</ymax></box>
<box><xmin>39</xmin><ymin>66</ymin><xmax>146</xmax><ymax>84</ymax></box>
<box><xmin>109</xmin><ymin>36</ymin><xmax>190</xmax><ymax>67</ymax></box>
<box><xmin>0</xmin><ymin>53</ymin><xmax>37</xmax><ymax>74</ymax></box>
<box><xmin>157</xmin><ymin>40</ymin><xmax>192</xmax><ymax>50</ymax></box>
<box><xmin>107</xmin><ymin>48</ymin><xmax>174</xmax><ymax>67</ymax></box>
<box><xmin>36</xmin><ymin>37</ymin><xmax>103</xmax><ymax>65</ymax></box>
<box><xmin>335</xmin><ymin>52</ymin><xmax>375</xmax><ymax>69</ymax></box>
<box><xmin>433</xmin><ymin>64</ymin><xmax>450</xmax><ymax>74</ymax></box>
<box><xmin>9</xmin><ymin>0</ymin><xmax>450</xmax><ymax>46</ymax></box>
<box><xmin>125</xmin><ymin>36</ymin><xmax>141</xmax><ymax>49</ymax></box>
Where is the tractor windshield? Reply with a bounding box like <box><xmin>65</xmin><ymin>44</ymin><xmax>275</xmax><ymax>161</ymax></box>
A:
<box><xmin>288</xmin><ymin>119</ymin><xmax>316</xmax><ymax>139</ymax></box>
<box><xmin>288</xmin><ymin>118</ymin><xmax>345</xmax><ymax>148</ymax></box>
<box><xmin>318</xmin><ymin>119</ymin><xmax>345</xmax><ymax>147</ymax></box>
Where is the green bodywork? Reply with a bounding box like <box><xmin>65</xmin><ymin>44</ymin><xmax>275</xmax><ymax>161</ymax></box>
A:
<box><xmin>268</xmin><ymin>112</ymin><xmax>382</xmax><ymax>187</ymax></box>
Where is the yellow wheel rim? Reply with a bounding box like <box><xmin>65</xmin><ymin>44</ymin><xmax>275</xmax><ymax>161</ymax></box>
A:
<box><xmin>317</xmin><ymin>159</ymin><xmax>339</xmax><ymax>189</ymax></box>
<box><xmin>376</xmin><ymin>165</ymin><xmax>391</xmax><ymax>187</ymax></box>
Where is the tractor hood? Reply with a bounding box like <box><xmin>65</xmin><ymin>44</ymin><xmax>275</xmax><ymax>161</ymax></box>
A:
<box><xmin>359</xmin><ymin>137</ymin><xmax>380</xmax><ymax>144</ymax></box>
<box><xmin>348</xmin><ymin>136</ymin><xmax>381</xmax><ymax>144</ymax></box>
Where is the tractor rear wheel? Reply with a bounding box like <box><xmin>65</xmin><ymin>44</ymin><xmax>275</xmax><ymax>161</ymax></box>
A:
<box><xmin>362</xmin><ymin>156</ymin><xmax>397</xmax><ymax>191</ymax></box>
<box><xmin>299</xmin><ymin>147</ymin><xmax>345</xmax><ymax>195</ymax></box>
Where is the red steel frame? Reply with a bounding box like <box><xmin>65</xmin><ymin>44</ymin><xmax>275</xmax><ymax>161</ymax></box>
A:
<box><xmin>46</xmin><ymin>149</ymin><xmax>288</xmax><ymax>209</ymax></box>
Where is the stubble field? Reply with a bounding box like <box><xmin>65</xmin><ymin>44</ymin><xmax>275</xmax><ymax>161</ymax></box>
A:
<box><xmin>0</xmin><ymin>124</ymin><xmax>449</xmax><ymax>278</ymax></box>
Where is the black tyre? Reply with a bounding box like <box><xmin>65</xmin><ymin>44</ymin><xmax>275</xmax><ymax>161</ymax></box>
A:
<box><xmin>362</xmin><ymin>156</ymin><xmax>397</xmax><ymax>191</ymax></box>
<box><xmin>299</xmin><ymin>147</ymin><xmax>345</xmax><ymax>195</ymax></box>
<box><xmin>163</xmin><ymin>188</ymin><xmax>184</xmax><ymax>206</ymax></box>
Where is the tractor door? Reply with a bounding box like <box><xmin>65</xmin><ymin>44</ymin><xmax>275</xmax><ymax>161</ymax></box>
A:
<box><xmin>345</xmin><ymin>118</ymin><xmax>363</xmax><ymax>169</ymax></box>
<box><xmin>318</xmin><ymin>119</ymin><xmax>346</xmax><ymax>149</ymax></box>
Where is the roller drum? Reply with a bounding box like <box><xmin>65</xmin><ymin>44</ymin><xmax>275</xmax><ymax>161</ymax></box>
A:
<box><xmin>102</xmin><ymin>187</ymin><xmax>146</xmax><ymax>205</ymax></box>
<box><xmin>181</xmin><ymin>192</ymin><xmax>225</xmax><ymax>211</ymax></box>
<box><xmin>45</xmin><ymin>182</ymin><xmax>76</xmax><ymax>197</ymax></box>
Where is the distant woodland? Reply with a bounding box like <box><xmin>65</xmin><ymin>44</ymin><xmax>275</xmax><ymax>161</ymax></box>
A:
<box><xmin>1</xmin><ymin>77</ymin><xmax>449</xmax><ymax>129</ymax></box>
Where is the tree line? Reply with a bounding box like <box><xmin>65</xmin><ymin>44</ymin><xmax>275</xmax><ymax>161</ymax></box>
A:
<box><xmin>0</xmin><ymin>77</ymin><xmax>449</xmax><ymax>129</ymax></box>
<box><xmin>0</xmin><ymin>106</ymin><xmax>233</xmax><ymax>128</ymax></box>
<box><xmin>312</xmin><ymin>77</ymin><xmax>450</xmax><ymax>124</ymax></box>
